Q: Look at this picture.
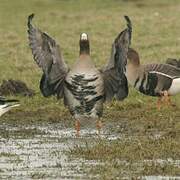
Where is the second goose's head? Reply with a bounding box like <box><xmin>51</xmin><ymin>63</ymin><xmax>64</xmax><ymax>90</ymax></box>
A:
<box><xmin>79</xmin><ymin>33</ymin><xmax>90</xmax><ymax>55</ymax></box>
<box><xmin>127</xmin><ymin>48</ymin><xmax>140</xmax><ymax>66</ymax></box>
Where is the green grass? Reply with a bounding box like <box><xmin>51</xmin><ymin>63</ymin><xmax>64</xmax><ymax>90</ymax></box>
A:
<box><xmin>0</xmin><ymin>0</ymin><xmax>180</xmax><ymax>178</ymax></box>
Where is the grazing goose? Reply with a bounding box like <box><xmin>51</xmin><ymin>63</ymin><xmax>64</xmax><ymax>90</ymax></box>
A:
<box><xmin>27</xmin><ymin>14</ymin><xmax>131</xmax><ymax>136</ymax></box>
<box><xmin>126</xmin><ymin>48</ymin><xmax>180</xmax><ymax>109</ymax></box>
<box><xmin>0</xmin><ymin>96</ymin><xmax>19</xmax><ymax>117</ymax></box>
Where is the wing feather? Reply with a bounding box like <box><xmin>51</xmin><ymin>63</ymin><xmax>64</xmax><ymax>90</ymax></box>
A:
<box><xmin>102</xmin><ymin>16</ymin><xmax>132</xmax><ymax>101</ymax></box>
<box><xmin>27</xmin><ymin>14</ymin><xmax>69</xmax><ymax>98</ymax></box>
<box><xmin>145</xmin><ymin>64</ymin><xmax>180</xmax><ymax>79</ymax></box>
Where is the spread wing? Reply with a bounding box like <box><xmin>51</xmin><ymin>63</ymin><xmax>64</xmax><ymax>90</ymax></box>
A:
<box><xmin>27</xmin><ymin>14</ymin><xmax>69</xmax><ymax>98</ymax></box>
<box><xmin>145</xmin><ymin>63</ymin><xmax>180</xmax><ymax>79</ymax></box>
<box><xmin>102</xmin><ymin>16</ymin><xmax>131</xmax><ymax>101</ymax></box>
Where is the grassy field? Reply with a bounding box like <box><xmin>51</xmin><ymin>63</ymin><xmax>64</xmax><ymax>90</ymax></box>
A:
<box><xmin>0</xmin><ymin>0</ymin><xmax>180</xmax><ymax>179</ymax></box>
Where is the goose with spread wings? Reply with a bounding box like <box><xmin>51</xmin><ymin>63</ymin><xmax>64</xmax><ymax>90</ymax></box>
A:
<box><xmin>28</xmin><ymin>14</ymin><xmax>131</xmax><ymax>136</ymax></box>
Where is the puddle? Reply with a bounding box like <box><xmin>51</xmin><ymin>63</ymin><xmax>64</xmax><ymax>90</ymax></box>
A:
<box><xmin>0</xmin><ymin>123</ymin><xmax>117</xmax><ymax>179</ymax></box>
<box><xmin>143</xmin><ymin>176</ymin><xmax>180</xmax><ymax>180</ymax></box>
<box><xmin>0</xmin><ymin>123</ymin><xmax>179</xmax><ymax>179</ymax></box>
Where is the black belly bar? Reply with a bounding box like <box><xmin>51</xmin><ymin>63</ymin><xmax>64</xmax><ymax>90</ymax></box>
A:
<box><xmin>137</xmin><ymin>73</ymin><xmax>158</xmax><ymax>96</ymax></box>
<box><xmin>65</xmin><ymin>74</ymin><xmax>103</xmax><ymax>115</ymax></box>
<box><xmin>136</xmin><ymin>72</ymin><xmax>173</xmax><ymax>97</ymax></box>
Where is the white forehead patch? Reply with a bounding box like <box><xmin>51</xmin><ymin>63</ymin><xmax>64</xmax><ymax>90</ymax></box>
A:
<box><xmin>81</xmin><ymin>33</ymin><xmax>88</xmax><ymax>40</ymax></box>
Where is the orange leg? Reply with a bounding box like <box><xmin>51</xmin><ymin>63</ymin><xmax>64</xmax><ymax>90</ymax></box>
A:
<box><xmin>163</xmin><ymin>91</ymin><xmax>171</xmax><ymax>106</ymax></box>
<box><xmin>75</xmin><ymin>120</ymin><xmax>80</xmax><ymax>137</ymax></box>
<box><xmin>158</xmin><ymin>90</ymin><xmax>172</xmax><ymax>109</ymax></box>
<box><xmin>96</xmin><ymin>120</ymin><xmax>102</xmax><ymax>135</ymax></box>
<box><xmin>157</xmin><ymin>96</ymin><xmax>163</xmax><ymax>110</ymax></box>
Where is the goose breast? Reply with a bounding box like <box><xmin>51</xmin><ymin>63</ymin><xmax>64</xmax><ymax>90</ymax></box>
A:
<box><xmin>64</xmin><ymin>64</ymin><xmax>104</xmax><ymax>119</ymax></box>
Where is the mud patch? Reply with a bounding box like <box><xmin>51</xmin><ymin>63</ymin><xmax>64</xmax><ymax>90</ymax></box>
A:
<box><xmin>0</xmin><ymin>122</ymin><xmax>119</xmax><ymax>179</ymax></box>
<box><xmin>0</xmin><ymin>117</ymin><xmax>179</xmax><ymax>179</ymax></box>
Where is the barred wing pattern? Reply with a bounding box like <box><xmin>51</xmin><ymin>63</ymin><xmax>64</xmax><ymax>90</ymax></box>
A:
<box><xmin>27</xmin><ymin>14</ymin><xmax>68</xmax><ymax>98</ymax></box>
<box><xmin>102</xmin><ymin>16</ymin><xmax>131</xmax><ymax>101</ymax></box>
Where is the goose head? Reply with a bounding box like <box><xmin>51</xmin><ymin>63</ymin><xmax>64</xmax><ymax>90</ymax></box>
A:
<box><xmin>79</xmin><ymin>33</ymin><xmax>90</xmax><ymax>55</ymax></box>
<box><xmin>127</xmin><ymin>48</ymin><xmax>140</xmax><ymax>66</ymax></box>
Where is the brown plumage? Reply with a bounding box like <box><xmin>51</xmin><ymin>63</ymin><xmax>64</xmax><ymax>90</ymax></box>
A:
<box><xmin>28</xmin><ymin>14</ymin><xmax>131</xmax><ymax>135</ymax></box>
<box><xmin>126</xmin><ymin>48</ymin><xmax>180</xmax><ymax>109</ymax></box>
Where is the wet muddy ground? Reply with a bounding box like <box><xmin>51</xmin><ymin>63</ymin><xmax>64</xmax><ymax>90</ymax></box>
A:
<box><xmin>0</xmin><ymin>121</ymin><xmax>179</xmax><ymax>179</ymax></box>
<box><xmin>0</xmin><ymin>122</ymin><xmax>118</xmax><ymax>179</ymax></box>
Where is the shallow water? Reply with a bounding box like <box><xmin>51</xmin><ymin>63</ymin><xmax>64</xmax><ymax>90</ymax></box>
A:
<box><xmin>0</xmin><ymin>123</ymin><xmax>118</xmax><ymax>179</ymax></box>
<box><xmin>143</xmin><ymin>176</ymin><xmax>180</xmax><ymax>180</ymax></box>
<box><xmin>0</xmin><ymin>123</ymin><xmax>179</xmax><ymax>179</ymax></box>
